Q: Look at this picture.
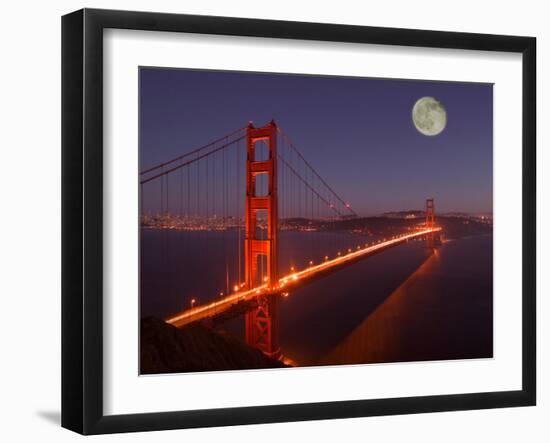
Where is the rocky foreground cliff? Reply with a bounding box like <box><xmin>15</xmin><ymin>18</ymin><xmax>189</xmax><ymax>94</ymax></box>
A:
<box><xmin>140</xmin><ymin>317</ymin><xmax>287</xmax><ymax>374</ymax></box>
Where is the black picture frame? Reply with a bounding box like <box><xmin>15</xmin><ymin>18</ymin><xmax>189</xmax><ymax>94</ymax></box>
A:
<box><xmin>62</xmin><ymin>8</ymin><xmax>536</xmax><ymax>435</ymax></box>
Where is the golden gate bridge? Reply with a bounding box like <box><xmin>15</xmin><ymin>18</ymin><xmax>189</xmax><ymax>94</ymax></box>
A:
<box><xmin>140</xmin><ymin>121</ymin><xmax>442</xmax><ymax>359</ymax></box>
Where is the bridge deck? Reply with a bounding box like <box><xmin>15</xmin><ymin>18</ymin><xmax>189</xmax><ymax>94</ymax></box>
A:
<box><xmin>166</xmin><ymin>227</ymin><xmax>442</xmax><ymax>328</ymax></box>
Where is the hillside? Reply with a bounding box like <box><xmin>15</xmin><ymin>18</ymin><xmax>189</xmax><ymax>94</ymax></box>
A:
<box><xmin>140</xmin><ymin>317</ymin><xmax>288</xmax><ymax>374</ymax></box>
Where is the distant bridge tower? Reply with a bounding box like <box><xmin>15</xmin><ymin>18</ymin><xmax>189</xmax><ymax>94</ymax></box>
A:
<box><xmin>426</xmin><ymin>198</ymin><xmax>435</xmax><ymax>229</ymax></box>
<box><xmin>426</xmin><ymin>198</ymin><xmax>436</xmax><ymax>249</ymax></box>
<box><xmin>244</xmin><ymin>121</ymin><xmax>280</xmax><ymax>358</ymax></box>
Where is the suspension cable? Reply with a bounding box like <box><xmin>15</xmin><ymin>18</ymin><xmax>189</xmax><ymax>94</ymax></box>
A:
<box><xmin>277</xmin><ymin>127</ymin><xmax>357</xmax><ymax>217</ymax></box>
<box><xmin>140</xmin><ymin>126</ymin><xmax>246</xmax><ymax>176</ymax></box>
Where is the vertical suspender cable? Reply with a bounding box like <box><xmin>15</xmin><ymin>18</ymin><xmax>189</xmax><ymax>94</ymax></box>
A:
<box><xmin>180</xmin><ymin>165</ymin><xmax>183</xmax><ymax>217</ymax></box>
<box><xmin>237</xmin><ymin>138</ymin><xmax>241</xmax><ymax>285</ymax></box>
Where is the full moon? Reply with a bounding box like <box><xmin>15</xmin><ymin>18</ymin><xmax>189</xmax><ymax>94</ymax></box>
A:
<box><xmin>412</xmin><ymin>96</ymin><xmax>447</xmax><ymax>136</ymax></box>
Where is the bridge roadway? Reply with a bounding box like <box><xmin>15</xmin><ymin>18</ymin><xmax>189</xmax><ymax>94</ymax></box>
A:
<box><xmin>166</xmin><ymin>227</ymin><xmax>442</xmax><ymax>328</ymax></box>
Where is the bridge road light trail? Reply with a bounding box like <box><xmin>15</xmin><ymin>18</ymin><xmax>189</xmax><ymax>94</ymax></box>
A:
<box><xmin>166</xmin><ymin>227</ymin><xmax>442</xmax><ymax>329</ymax></box>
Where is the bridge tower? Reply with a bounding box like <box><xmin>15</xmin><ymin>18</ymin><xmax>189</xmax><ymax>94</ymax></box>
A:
<box><xmin>244</xmin><ymin>121</ymin><xmax>280</xmax><ymax>358</ymax></box>
<box><xmin>426</xmin><ymin>198</ymin><xmax>436</xmax><ymax>249</ymax></box>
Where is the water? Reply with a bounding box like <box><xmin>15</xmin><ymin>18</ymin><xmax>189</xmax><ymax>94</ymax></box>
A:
<box><xmin>140</xmin><ymin>228</ymin><xmax>377</xmax><ymax>319</ymax></box>
<box><xmin>141</xmin><ymin>230</ymin><xmax>493</xmax><ymax>366</ymax></box>
<box><xmin>286</xmin><ymin>235</ymin><xmax>493</xmax><ymax>365</ymax></box>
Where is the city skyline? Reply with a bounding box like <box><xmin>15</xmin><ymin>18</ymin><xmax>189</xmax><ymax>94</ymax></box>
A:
<box><xmin>140</xmin><ymin>68</ymin><xmax>493</xmax><ymax>215</ymax></box>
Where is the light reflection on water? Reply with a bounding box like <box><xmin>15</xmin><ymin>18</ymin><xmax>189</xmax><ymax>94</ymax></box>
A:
<box><xmin>312</xmin><ymin>235</ymin><xmax>493</xmax><ymax>366</ymax></box>
<box><xmin>141</xmin><ymin>230</ymin><xmax>492</xmax><ymax>366</ymax></box>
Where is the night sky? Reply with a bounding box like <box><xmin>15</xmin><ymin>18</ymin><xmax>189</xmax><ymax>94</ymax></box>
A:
<box><xmin>140</xmin><ymin>68</ymin><xmax>493</xmax><ymax>215</ymax></box>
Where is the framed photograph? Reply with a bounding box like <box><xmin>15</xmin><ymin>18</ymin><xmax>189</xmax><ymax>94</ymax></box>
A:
<box><xmin>62</xmin><ymin>8</ymin><xmax>536</xmax><ymax>434</ymax></box>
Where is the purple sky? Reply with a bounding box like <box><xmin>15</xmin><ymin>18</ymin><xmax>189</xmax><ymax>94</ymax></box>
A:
<box><xmin>140</xmin><ymin>67</ymin><xmax>492</xmax><ymax>215</ymax></box>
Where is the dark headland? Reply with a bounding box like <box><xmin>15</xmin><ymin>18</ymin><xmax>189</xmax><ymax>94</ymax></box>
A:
<box><xmin>140</xmin><ymin>317</ymin><xmax>287</xmax><ymax>374</ymax></box>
